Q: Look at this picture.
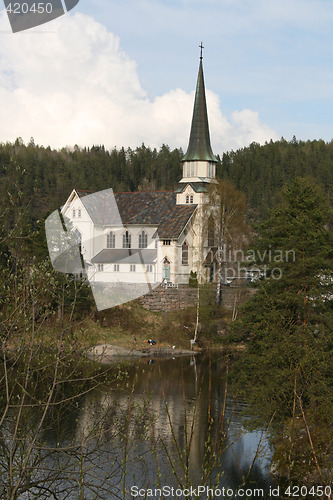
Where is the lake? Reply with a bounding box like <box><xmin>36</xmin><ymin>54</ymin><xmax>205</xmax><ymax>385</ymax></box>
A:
<box><xmin>50</xmin><ymin>351</ymin><xmax>276</xmax><ymax>499</ymax></box>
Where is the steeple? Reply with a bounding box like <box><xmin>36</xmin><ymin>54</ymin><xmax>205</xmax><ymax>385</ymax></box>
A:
<box><xmin>182</xmin><ymin>45</ymin><xmax>217</xmax><ymax>163</ymax></box>
<box><xmin>176</xmin><ymin>45</ymin><xmax>218</xmax><ymax>200</ymax></box>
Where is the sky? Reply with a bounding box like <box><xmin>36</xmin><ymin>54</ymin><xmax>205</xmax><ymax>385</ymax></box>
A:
<box><xmin>0</xmin><ymin>0</ymin><xmax>332</xmax><ymax>155</ymax></box>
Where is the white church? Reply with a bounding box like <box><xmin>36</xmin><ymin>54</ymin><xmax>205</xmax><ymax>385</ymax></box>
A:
<box><xmin>59</xmin><ymin>52</ymin><xmax>219</xmax><ymax>303</ymax></box>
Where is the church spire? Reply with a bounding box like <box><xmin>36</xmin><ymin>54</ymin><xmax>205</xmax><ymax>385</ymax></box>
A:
<box><xmin>182</xmin><ymin>45</ymin><xmax>217</xmax><ymax>163</ymax></box>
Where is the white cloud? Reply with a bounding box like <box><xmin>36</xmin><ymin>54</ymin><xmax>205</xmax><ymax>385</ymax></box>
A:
<box><xmin>0</xmin><ymin>10</ymin><xmax>277</xmax><ymax>153</ymax></box>
<box><xmin>229</xmin><ymin>109</ymin><xmax>278</xmax><ymax>149</ymax></box>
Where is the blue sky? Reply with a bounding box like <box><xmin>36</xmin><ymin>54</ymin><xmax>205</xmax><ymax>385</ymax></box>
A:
<box><xmin>0</xmin><ymin>0</ymin><xmax>332</xmax><ymax>153</ymax></box>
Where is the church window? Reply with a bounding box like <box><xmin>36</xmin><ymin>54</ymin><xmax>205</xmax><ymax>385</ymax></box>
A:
<box><xmin>72</xmin><ymin>208</ymin><xmax>76</xmax><ymax>218</ymax></box>
<box><xmin>186</xmin><ymin>195</ymin><xmax>189</xmax><ymax>204</ymax></box>
<box><xmin>208</xmin><ymin>215</ymin><xmax>215</xmax><ymax>246</ymax></box>
<box><xmin>107</xmin><ymin>231</ymin><xmax>116</xmax><ymax>248</ymax></box>
<box><xmin>78</xmin><ymin>208</ymin><xmax>81</xmax><ymax>218</ymax></box>
<box><xmin>186</xmin><ymin>163</ymin><xmax>191</xmax><ymax>177</ymax></box>
<box><xmin>208</xmin><ymin>163</ymin><xmax>215</xmax><ymax>178</ymax></box>
<box><xmin>139</xmin><ymin>230</ymin><xmax>148</xmax><ymax>249</ymax></box>
<box><xmin>122</xmin><ymin>230</ymin><xmax>131</xmax><ymax>248</ymax></box>
<box><xmin>73</xmin><ymin>228</ymin><xmax>81</xmax><ymax>245</ymax></box>
<box><xmin>190</xmin><ymin>163</ymin><xmax>195</xmax><ymax>177</ymax></box>
<box><xmin>182</xmin><ymin>241</ymin><xmax>189</xmax><ymax>265</ymax></box>
<box><xmin>190</xmin><ymin>195</ymin><xmax>193</xmax><ymax>203</ymax></box>
<box><xmin>152</xmin><ymin>231</ymin><xmax>158</xmax><ymax>248</ymax></box>
<box><xmin>185</xmin><ymin>163</ymin><xmax>196</xmax><ymax>177</ymax></box>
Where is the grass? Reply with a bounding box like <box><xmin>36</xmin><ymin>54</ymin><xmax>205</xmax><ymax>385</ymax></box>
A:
<box><xmin>5</xmin><ymin>297</ymin><xmax>230</xmax><ymax>355</ymax></box>
<box><xmin>90</xmin><ymin>301</ymin><xmax>199</xmax><ymax>350</ymax></box>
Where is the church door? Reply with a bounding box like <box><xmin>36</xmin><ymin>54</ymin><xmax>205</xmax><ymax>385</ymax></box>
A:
<box><xmin>162</xmin><ymin>257</ymin><xmax>170</xmax><ymax>282</ymax></box>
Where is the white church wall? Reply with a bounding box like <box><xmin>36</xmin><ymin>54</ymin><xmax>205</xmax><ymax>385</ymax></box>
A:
<box><xmin>92</xmin><ymin>263</ymin><xmax>156</xmax><ymax>284</ymax></box>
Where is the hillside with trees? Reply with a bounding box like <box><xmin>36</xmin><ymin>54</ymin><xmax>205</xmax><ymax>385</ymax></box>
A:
<box><xmin>219</xmin><ymin>137</ymin><xmax>333</xmax><ymax>219</ymax></box>
<box><xmin>1</xmin><ymin>136</ymin><xmax>333</xmax><ymax>230</ymax></box>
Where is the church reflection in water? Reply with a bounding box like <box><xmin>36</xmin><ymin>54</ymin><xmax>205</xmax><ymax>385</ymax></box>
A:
<box><xmin>73</xmin><ymin>353</ymin><xmax>274</xmax><ymax>494</ymax></box>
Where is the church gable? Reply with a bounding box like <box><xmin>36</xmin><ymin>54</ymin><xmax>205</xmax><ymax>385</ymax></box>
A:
<box><xmin>62</xmin><ymin>189</ymin><xmax>92</xmax><ymax>224</ymax></box>
<box><xmin>176</xmin><ymin>184</ymin><xmax>195</xmax><ymax>205</ymax></box>
<box><xmin>175</xmin><ymin>182</ymin><xmax>209</xmax><ymax>206</ymax></box>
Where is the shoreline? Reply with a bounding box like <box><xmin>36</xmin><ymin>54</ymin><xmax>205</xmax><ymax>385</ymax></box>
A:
<box><xmin>87</xmin><ymin>343</ymin><xmax>200</xmax><ymax>363</ymax></box>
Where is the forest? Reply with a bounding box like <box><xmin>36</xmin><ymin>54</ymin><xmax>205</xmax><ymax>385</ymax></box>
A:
<box><xmin>1</xmin><ymin>136</ymin><xmax>332</xmax><ymax>232</ymax></box>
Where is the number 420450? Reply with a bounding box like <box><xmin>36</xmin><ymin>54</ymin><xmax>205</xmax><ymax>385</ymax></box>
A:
<box><xmin>6</xmin><ymin>3</ymin><xmax>53</xmax><ymax>14</ymax></box>
<box><xmin>284</xmin><ymin>485</ymin><xmax>332</xmax><ymax>497</ymax></box>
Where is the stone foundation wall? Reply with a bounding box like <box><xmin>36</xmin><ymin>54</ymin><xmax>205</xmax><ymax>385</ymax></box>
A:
<box><xmin>139</xmin><ymin>285</ymin><xmax>198</xmax><ymax>312</ymax></box>
<box><xmin>138</xmin><ymin>285</ymin><xmax>256</xmax><ymax>312</ymax></box>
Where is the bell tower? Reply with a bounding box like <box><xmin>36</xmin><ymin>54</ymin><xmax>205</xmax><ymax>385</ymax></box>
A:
<box><xmin>176</xmin><ymin>43</ymin><xmax>218</xmax><ymax>204</ymax></box>
<box><xmin>175</xmin><ymin>45</ymin><xmax>219</xmax><ymax>284</ymax></box>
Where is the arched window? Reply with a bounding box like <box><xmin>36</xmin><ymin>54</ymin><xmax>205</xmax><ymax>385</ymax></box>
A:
<box><xmin>186</xmin><ymin>194</ymin><xmax>189</xmax><ymax>204</ymax></box>
<box><xmin>122</xmin><ymin>230</ymin><xmax>131</xmax><ymax>249</ymax></box>
<box><xmin>73</xmin><ymin>228</ymin><xmax>81</xmax><ymax>245</ymax></box>
<box><xmin>139</xmin><ymin>230</ymin><xmax>148</xmax><ymax>249</ymax></box>
<box><xmin>107</xmin><ymin>231</ymin><xmax>115</xmax><ymax>248</ymax></box>
<box><xmin>182</xmin><ymin>241</ymin><xmax>189</xmax><ymax>265</ymax></box>
<box><xmin>189</xmin><ymin>194</ymin><xmax>193</xmax><ymax>203</ymax></box>
<box><xmin>208</xmin><ymin>215</ymin><xmax>215</xmax><ymax>246</ymax></box>
<box><xmin>152</xmin><ymin>231</ymin><xmax>158</xmax><ymax>248</ymax></box>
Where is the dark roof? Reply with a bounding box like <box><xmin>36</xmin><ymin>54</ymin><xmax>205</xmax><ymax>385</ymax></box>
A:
<box><xmin>158</xmin><ymin>202</ymin><xmax>197</xmax><ymax>239</ymax></box>
<box><xmin>76</xmin><ymin>189</ymin><xmax>196</xmax><ymax>239</ymax></box>
<box><xmin>182</xmin><ymin>60</ymin><xmax>218</xmax><ymax>163</ymax></box>
<box><xmin>77</xmin><ymin>189</ymin><xmax>122</xmax><ymax>226</ymax></box>
<box><xmin>92</xmin><ymin>249</ymin><xmax>156</xmax><ymax>264</ymax></box>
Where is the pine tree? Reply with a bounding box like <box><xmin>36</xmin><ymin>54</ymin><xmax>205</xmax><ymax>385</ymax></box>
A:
<box><xmin>230</xmin><ymin>178</ymin><xmax>333</xmax><ymax>420</ymax></box>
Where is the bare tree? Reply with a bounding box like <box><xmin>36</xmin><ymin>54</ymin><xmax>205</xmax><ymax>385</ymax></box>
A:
<box><xmin>206</xmin><ymin>179</ymin><xmax>250</xmax><ymax>303</ymax></box>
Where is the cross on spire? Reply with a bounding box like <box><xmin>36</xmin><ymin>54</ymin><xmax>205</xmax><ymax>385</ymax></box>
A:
<box><xmin>199</xmin><ymin>42</ymin><xmax>204</xmax><ymax>60</ymax></box>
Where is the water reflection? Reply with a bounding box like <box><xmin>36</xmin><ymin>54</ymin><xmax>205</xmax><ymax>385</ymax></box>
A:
<box><xmin>73</xmin><ymin>352</ymin><xmax>275</xmax><ymax>498</ymax></box>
